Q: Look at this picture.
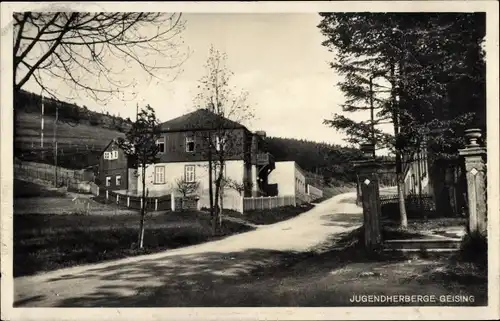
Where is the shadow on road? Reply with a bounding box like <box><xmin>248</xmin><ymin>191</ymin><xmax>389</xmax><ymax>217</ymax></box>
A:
<box><xmin>14</xmin><ymin>225</ymin><xmax>487</xmax><ymax>307</ymax></box>
<box><xmin>14</xmin><ymin>228</ymin><xmax>376</xmax><ymax>307</ymax></box>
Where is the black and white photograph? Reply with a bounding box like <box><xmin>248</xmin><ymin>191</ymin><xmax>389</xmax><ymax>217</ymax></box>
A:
<box><xmin>1</xmin><ymin>1</ymin><xmax>499</xmax><ymax>320</ymax></box>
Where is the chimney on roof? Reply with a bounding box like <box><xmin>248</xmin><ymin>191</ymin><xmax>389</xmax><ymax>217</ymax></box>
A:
<box><xmin>255</xmin><ymin>130</ymin><xmax>266</xmax><ymax>138</ymax></box>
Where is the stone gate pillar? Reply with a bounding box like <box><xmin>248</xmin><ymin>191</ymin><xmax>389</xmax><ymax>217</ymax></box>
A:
<box><xmin>353</xmin><ymin>143</ymin><xmax>382</xmax><ymax>253</ymax></box>
<box><xmin>459</xmin><ymin>129</ymin><xmax>487</xmax><ymax>236</ymax></box>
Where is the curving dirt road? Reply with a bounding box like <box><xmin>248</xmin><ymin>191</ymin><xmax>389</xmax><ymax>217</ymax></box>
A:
<box><xmin>14</xmin><ymin>191</ymin><xmax>363</xmax><ymax>307</ymax></box>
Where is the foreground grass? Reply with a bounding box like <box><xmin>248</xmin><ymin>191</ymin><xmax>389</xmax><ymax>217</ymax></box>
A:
<box><xmin>14</xmin><ymin>211</ymin><xmax>253</xmax><ymax>277</ymax></box>
<box><xmin>32</xmin><ymin>228</ymin><xmax>487</xmax><ymax>307</ymax></box>
<box><xmin>14</xmin><ymin>179</ymin><xmax>66</xmax><ymax>198</ymax></box>
<box><xmin>203</xmin><ymin>229</ymin><xmax>487</xmax><ymax>307</ymax></box>
<box><xmin>382</xmin><ymin>217</ymin><xmax>467</xmax><ymax>240</ymax></box>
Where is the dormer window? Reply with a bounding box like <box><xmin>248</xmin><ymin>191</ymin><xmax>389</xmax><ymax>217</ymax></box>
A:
<box><xmin>103</xmin><ymin>151</ymin><xmax>118</xmax><ymax>160</ymax></box>
<box><xmin>156</xmin><ymin>137</ymin><xmax>165</xmax><ymax>154</ymax></box>
<box><xmin>186</xmin><ymin>136</ymin><xmax>195</xmax><ymax>152</ymax></box>
<box><xmin>215</xmin><ymin>135</ymin><xmax>225</xmax><ymax>151</ymax></box>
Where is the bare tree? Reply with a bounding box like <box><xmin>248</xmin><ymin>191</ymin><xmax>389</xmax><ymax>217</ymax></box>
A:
<box><xmin>13</xmin><ymin>12</ymin><xmax>188</xmax><ymax>103</ymax></box>
<box><xmin>224</xmin><ymin>177</ymin><xmax>253</xmax><ymax>196</ymax></box>
<box><xmin>175</xmin><ymin>178</ymin><xmax>200</xmax><ymax>197</ymax></box>
<box><xmin>195</xmin><ymin>45</ymin><xmax>254</xmax><ymax>234</ymax></box>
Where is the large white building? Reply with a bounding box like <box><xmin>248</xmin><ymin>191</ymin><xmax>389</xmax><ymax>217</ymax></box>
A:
<box><xmin>135</xmin><ymin>109</ymin><xmax>277</xmax><ymax>210</ymax></box>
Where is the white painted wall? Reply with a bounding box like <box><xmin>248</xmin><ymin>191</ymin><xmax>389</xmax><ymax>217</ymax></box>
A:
<box><xmin>268</xmin><ymin>161</ymin><xmax>306</xmax><ymax>197</ymax></box>
<box><xmin>138</xmin><ymin>160</ymin><xmax>245</xmax><ymax>211</ymax></box>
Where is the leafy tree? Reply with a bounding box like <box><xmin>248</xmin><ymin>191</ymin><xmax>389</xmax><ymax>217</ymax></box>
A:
<box><xmin>318</xmin><ymin>12</ymin><xmax>485</xmax><ymax>228</ymax></box>
<box><xmin>195</xmin><ymin>45</ymin><xmax>254</xmax><ymax>234</ymax></box>
<box><xmin>117</xmin><ymin>105</ymin><xmax>160</xmax><ymax>249</ymax></box>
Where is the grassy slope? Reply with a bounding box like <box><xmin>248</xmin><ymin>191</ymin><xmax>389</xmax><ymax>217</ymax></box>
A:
<box><xmin>15</xmin><ymin>111</ymin><xmax>124</xmax><ymax>151</ymax></box>
<box><xmin>15</xmin><ymin>112</ymin><xmax>124</xmax><ymax>168</ymax></box>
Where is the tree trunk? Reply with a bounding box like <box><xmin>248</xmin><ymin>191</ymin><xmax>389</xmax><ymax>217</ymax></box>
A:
<box><xmin>395</xmin><ymin>151</ymin><xmax>408</xmax><ymax>229</ymax></box>
<box><xmin>219</xmin><ymin>188</ymin><xmax>224</xmax><ymax>229</ymax></box>
<box><xmin>208</xmin><ymin>133</ymin><xmax>215</xmax><ymax>235</ymax></box>
<box><xmin>213</xmin><ymin>164</ymin><xmax>224</xmax><ymax>235</ymax></box>
<box><xmin>216</xmin><ymin>160</ymin><xmax>225</xmax><ymax>231</ymax></box>
<box><xmin>391</xmin><ymin>62</ymin><xmax>408</xmax><ymax>229</ymax></box>
<box><xmin>214</xmin><ymin>175</ymin><xmax>220</xmax><ymax>235</ymax></box>
<box><xmin>138</xmin><ymin>163</ymin><xmax>147</xmax><ymax>249</ymax></box>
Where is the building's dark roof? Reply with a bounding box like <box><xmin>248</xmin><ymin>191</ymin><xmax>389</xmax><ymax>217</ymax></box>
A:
<box><xmin>158</xmin><ymin>109</ymin><xmax>247</xmax><ymax>132</ymax></box>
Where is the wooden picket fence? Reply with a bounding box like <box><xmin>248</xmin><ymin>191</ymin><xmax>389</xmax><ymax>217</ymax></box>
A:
<box><xmin>242</xmin><ymin>195</ymin><xmax>296</xmax><ymax>212</ymax></box>
<box><xmin>89</xmin><ymin>183</ymin><xmax>201</xmax><ymax>212</ymax></box>
<box><xmin>90</xmin><ymin>183</ymin><xmax>173</xmax><ymax>211</ymax></box>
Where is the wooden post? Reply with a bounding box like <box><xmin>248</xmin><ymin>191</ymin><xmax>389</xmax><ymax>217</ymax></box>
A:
<box><xmin>127</xmin><ymin>196</ymin><xmax>130</xmax><ymax>208</ymax></box>
<box><xmin>140</xmin><ymin>198</ymin><xmax>143</xmax><ymax>209</ymax></box>
<box><xmin>116</xmin><ymin>194</ymin><xmax>119</xmax><ymax>204</ymax></box>
<box><xmin>155</xmin><ymin>198</ymin><xmax>158</xmax><ymax>211</ymax></box>
<box><xmin>459</xmin><ymin>129</ymin><xmax>487</xmax><ymax>236</ymax></box>
<box><xmin>171</xmin><ymin>192</ymin><xmax>175</xmax><ymax>211</ymax></box>
<box><xmin>106</xmin><ymin>190</ymin><xmax>109</xmax><ymax>200</ymax></box>
<box><xmin>354</xmin><ymin>142</ymin><xmax>382</xmax><ymax>253</ymax></box>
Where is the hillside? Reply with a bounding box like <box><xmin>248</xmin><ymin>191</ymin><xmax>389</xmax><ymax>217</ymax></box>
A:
<box><xmin>14</xmin><ymin>90</ymin><xmax>368</xmax><ymax>183</ymax></box>
<box><xmin>14</xmin><ymin>111</ymin><xmax>124</xmax><ymax>169</ymax></box>
<box><xmin>264</xmin><ymin>137</ymin><xmax>364</xmax><ymax>184</ymax></box>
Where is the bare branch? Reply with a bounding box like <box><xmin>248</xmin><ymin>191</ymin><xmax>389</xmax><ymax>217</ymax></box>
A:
<box><xmin>13</xmin><ymin>12</ymin><xmax>188</xmax><ymax>104</ymax></box>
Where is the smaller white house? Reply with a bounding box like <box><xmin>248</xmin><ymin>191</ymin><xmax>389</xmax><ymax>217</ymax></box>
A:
<box><xmin>268</xmin><ymin>161</ymin><xmax>308</xmax><ymax>202</ymax></box>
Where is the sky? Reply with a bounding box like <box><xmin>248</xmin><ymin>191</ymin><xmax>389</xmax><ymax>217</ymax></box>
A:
<box><xmin>22</xmin><ymin>13</ymin><xmax>386</xmax><ymax>148</ymax></box>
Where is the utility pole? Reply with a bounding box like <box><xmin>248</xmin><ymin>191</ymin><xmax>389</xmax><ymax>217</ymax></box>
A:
<box><xmin>53</xmin><ymin>106</ymin><xmax>58</xmax><ymax>186</ymax></box>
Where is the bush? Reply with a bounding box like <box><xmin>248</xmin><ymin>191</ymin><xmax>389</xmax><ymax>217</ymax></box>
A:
<box><xmin>458</xmin><ymin>231</ymin><xmax>487</xmax><ymax>269</ymax></box>
<box><xmin>240</xmin><ymin>204</ymin><xmax>314</xmax><ymax>225</ymax></box>
<box><xmin>380</xmin><ymin>195</ymin><xmax>437</xmax><ymax>220</ymax></box>
<box><xmin>89</xmin><ymin>117</ymin><xmax>100</xmax><ymax>126</ymax></box>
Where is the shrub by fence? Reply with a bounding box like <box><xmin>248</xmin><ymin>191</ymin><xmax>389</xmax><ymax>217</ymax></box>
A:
<box><xmin>380</xmin><ymin>194</ymin><xmax>438</xmax><ymax>220</ymax></box>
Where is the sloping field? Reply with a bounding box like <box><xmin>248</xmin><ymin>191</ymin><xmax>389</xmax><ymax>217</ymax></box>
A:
<box><xmin>15</xmin><ymin>111</ymin><xmax>124</xmax><ymax>151</ymax></box>
<box><xmin>15</xmin><ymin>112</ymin><xmax>124</xmax><ymax>169</ymax></box>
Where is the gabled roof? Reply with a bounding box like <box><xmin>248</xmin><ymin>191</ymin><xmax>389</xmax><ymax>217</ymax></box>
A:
<box><xmin>100</xmin><ymin>139</ymin><xmax>119</xmax><ymax>155</ymax></box>
<box><xmin>158</xmin><ymin>109</ymin><xmax>247</xmax><ymax>133</ymax></box>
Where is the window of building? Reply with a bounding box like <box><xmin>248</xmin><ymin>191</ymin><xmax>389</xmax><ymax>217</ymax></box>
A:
<box><xmin>186</xmin><ymin>136</ymin><xmax>195</xmax><ymax>152</ymax></box>
<box><xmin>116</xmin><ymin>175</ymin><xmax>122</xmax><ymax>186</ymax></box>
<box><xmin>106</xmin><ymin>176</ymin><xmax>111</xmax><ymax>187</ymax></box>
<box><xmin>154</xmin><ymin>166</ymin><xmax>165</xmax><ymax>184</ymax></box>
<box><xmin>185</xmin><ymin>165</ymin><xmax>195</xmax><ymax>183</ymax></box>
<box><xmin>104</xmin><ymin>151</ymin><xmax>118</xmax><ymax>160</ymax></box>
<box><xmin>156</xmin><ymin>137</ymin><xmax>165</xmax><ymax>153</ymax></box>
<box><xmin>215</xmin><ymin>135</ymin><xmax>225</xmax><ymax>151</ymax></box>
